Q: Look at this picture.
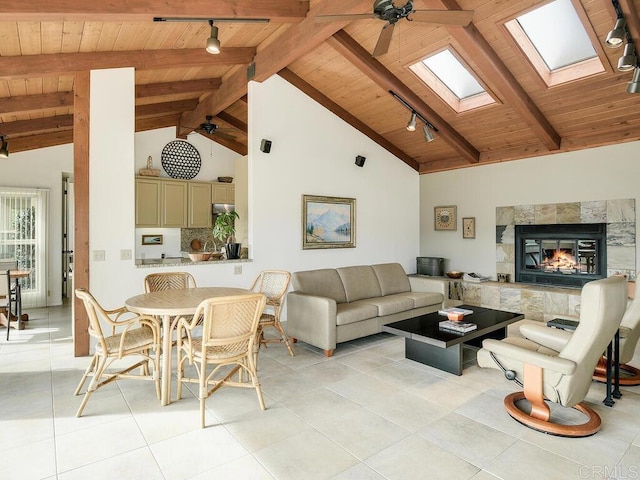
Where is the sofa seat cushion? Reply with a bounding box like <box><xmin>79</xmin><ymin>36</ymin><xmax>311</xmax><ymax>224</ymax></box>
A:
<box><xmin>402</xmin><ymin>291</ymin><xmax>445</xmax><ymax>309</ymax></box>
<box><xmin>360</xmin><ymin>294</ymin><xmax>414</xmax><ymax>316</ymax></box>
<box><xmin>336</xmin><ymin>301</ymin><xmax>379</xmax><ymax>326</ymax></box>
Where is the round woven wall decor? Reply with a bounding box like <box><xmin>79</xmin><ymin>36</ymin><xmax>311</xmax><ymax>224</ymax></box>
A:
<box><xmin>160</xmin><ymin>140</ymin><xmax>201</xmax><ymax>179</ymax></box>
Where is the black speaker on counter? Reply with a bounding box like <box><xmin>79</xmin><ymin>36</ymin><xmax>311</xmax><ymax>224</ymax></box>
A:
<box><xmin>355</xmin><ymin>155</ymin><xmax>366</xmax><ymax>167</ymax></box>
<box><xmin>260</xmin><ymin>139</ymin><xmax>272</xmax><ymax>153</ymax></box>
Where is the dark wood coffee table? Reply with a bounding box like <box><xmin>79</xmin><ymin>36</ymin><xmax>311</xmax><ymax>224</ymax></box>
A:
<box><xmin>382</xmin><ymin>305</ymin><xmax>524</xmax><ymax>375</ymax></box>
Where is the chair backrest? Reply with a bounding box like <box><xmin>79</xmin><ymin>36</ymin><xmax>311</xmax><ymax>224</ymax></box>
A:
<box><xmin>250</xmin><ymin>270</ymin><xmax>291</xmax><ymax>308</ymax></box>
<box><xmin>144</xmin><ymin>272</ymin><xmax>196</xmax><ymax>293</ymax></box>
<box><xmin>194</xmin><ymin>293</ymin><xmax>266</xmax><ymax>355</ymax></box>
<box><xmin>75</xmin><ymin>288</ymin><xmax>110</xmax><ymax>353</ymax></box>
<box><xmin>618</xmin><ymin>280</ymin><xmax>640</xmax><ymax>363</ymax></box>
<box><xmin>557</xmin><ymin>276</ymin><xmax>627</xmax><ymax>405</ymax></box>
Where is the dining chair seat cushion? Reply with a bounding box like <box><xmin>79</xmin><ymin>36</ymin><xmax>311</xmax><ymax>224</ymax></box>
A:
<box><xmin>189</xmin><ymin>338</ymin><xmax>249</xmax><ymax>360</ymax></box>
<box><xmin>97</xmin><ymin>325</ymin><xmax>156</xmax><ymax>354</ymax></box>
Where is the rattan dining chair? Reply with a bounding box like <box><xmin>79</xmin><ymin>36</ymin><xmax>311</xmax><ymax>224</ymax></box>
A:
<box><xmin>250</xmin><ymin>270</ymin><xmax>294</xmax><ymax>356</ymax></box>
<box><xmin>175</xmin><ymin>293</ymin><xmax>267</xmax><ymax>428</ymax></box>
<box><xmin>74</xmin><ymin>288</ymin><xmax>161</xmax><ymax>417</ymax></box>
<box><xmin>144</xmin><ymin>272</ymin><xmax>197</xmax><ymax>293</ymax></box>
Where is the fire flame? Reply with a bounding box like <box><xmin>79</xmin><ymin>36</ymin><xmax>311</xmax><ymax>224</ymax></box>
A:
<box><xmin>542</xmin><ymin>250</ymin><xmax>577</xmax><ymax>272</ymax></box>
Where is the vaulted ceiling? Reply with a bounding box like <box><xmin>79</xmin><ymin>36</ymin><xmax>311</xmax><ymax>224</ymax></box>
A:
<box><xmin>1</xmin><ymin>0</ymin><xmax>639</xmax><ymax>173</ymax></box>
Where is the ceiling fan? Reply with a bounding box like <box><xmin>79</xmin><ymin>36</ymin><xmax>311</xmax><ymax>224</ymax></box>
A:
<box><xmin>188</xmin><ymin>116</ymin><xmax>236</xmax><ymax>140</ymax></box>
<box><xmin>315</xmin><ymin>0</ymin><xmax>474</xmax><ymax>57</ymax></box>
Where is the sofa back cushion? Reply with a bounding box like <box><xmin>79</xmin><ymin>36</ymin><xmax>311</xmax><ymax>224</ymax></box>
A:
<box><xmin>292</xmin><ymin>269</ymin><xmax>347</xmax><ymax>304</ymax></box>
<box><xmin>372</xmin><ymin>263</ymin><xmax>411</xmax><ymax>296</ymax></box>
<box><xmin>337</xmin><ymin>265</ymin><xmax>382</xmax><ymax>303</ymax></box>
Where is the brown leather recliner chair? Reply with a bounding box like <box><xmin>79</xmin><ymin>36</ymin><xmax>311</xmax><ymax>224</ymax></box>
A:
<box><xmin>477</xmin><ymin>276</ymin><xmax>627</xmax><ymax>437</ymax></box>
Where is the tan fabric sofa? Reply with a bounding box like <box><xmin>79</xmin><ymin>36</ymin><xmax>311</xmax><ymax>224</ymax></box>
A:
<box><xmin>286</xmin><ymin>263</ymin><xmax>446</xmax><ymax>356</ymax></box>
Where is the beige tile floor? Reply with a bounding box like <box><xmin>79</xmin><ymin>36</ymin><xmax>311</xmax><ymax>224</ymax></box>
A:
<box><xmin>2</xmin><ymin>303</ymin><xmax>640</xmax><ymax>480</ymax></box>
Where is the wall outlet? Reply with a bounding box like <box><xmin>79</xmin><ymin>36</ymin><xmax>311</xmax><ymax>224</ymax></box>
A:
<box><xmin>120</xmin><ymin>249</ymin><xmax>132</xmax><ymax>261</ymax></box>
<box><xmin>92</xmin><ymin>250</ymin><xmax>105</xmax><ymax>261</ymax></box>
<box><xmin>234</xmin><ymin>265</ymin><xmax>242</xmax><ymax>275</ymax></box>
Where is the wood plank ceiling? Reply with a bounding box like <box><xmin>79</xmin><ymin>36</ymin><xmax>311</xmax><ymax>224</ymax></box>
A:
<box><xmin>0</xmin><ymin>0</ymin><xmax>639</xmax><ymax>173</ymax></box>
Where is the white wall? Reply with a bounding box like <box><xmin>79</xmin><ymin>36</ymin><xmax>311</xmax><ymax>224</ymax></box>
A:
<box><xmin>134</xmin><ymin>127</ymin><xmax>237</xmax><ymax>182</ymax></box>
<box><xmin>1</xmin><ymin>143</ymin><xmax>73</xmax><ymax>305</ymax></box>
<box><xmin>248</xmin><ymin>75</ymin><xmax>420</xmax><ymax>275</ymax></box>
<box><xmin>420</xmin><ymin>141</ymin><xmax>640</xmax><ymax>277</ymax></box>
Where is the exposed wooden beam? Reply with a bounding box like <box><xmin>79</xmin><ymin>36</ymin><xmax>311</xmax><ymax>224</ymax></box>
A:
<box><xmin>215</xmin><ymin>111</ymin><xmax>248</xmax><ymax>133</ymax></box>
<box><xmin>0</xmin><ymin>48</ymin><xmax>256</xmax><ymax>80</ymax></box>
<box><xmin>0</xmin><ymin>92</ymin><xmax>73</xmax><ymax>116</ymax></box>
<box><xmin>181</xmin><ymin>0</ymin><xmax>372</xmax><ymax>133</ymax></box>
<box><xmin>136</xmin><ymin>114</ymin><xmax>181</xmax><ymax>133</ymax></box>
<box><xmin>8</xmin><ymin>130</ymin><xmax>73</xmax><ymax>153</ymax></box>
<box><xmin>0</xmin><ymin>0</ymin><xmax>308</xmax><ymax>22</ymax></box>
<box><xmin>427</xmin><ymin>0</ymin><xmax>561</xmax><ymax>151</ymax></box>
<box><xmin>196</xmin><ymin>131</ymin><xmax>248</xmax><ymax>156</ymax></box>
<box><xmin>328</xmin><ymin>30</ymin><xmax>480</xmax><ymax>164</ymax></box>
<box><xmin>619</xmin><ymin>0</ymin><xmax>640</xmax><ymax>45</ymax></box>
<box><xmin>278</xmin><ymin>68</ymin><xmax>419</xmax><ymax>171</ymax></box>
<box><xmin>0</xmin><ymin>115</ymin><xmax>73</xmax><ymax>136</ymax></box>
<box><xmin>73</xmin><ymin>70</ymin><xmax>90</xmax><ymax>357</ymax></box>
<box><xmin>136</xmin><ymin>99</ymin><xmax>199</xmax><ymax>118</ymax></box>
<box><xmin>136</xmin><ymin>78</ymin><xmax>222</xmax><ymax>98</ymax></box>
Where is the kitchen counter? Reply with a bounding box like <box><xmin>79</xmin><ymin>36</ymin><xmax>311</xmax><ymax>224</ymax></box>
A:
<box><xmin>135</xmin><ymin>257</ymin><xmax>251</xmax><ymax>268</ymax></box>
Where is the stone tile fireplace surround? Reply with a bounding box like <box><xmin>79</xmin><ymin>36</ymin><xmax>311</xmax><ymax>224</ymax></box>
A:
<box><xmin>461</xmin><ymin>199</ymin><xmax>636</xmax><ymax>322</ymax></box>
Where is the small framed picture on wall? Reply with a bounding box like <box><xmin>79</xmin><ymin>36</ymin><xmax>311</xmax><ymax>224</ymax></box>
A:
<box><xmin>462</xmin><ymin>217</ymin><xmax>475</xmax><ymax>239</ymax></box>
<box><xmin>434</xmin><ymin>206</ymin><xmax>457</xmax><ymax>231</ymax></box>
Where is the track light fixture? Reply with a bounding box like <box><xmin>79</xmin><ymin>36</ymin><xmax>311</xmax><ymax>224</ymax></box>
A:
<box><xmin>423</xmin><ymin>125</ymin><xmax>435</xmax><ymax>143</ymax></box>
<box><xmin>206</xmin><ymin>20</ymin><xmax>221</xmax><ymax>54</ymax></box>
<box><xmin>618</xmin><ymin>34</ymin><xmax>637</xmax><ymax>72</ymax></box>
<box><xmin>606</xmin><ymin>17</ymin><xmax>627</xmax><ymax>48</ymax></box>
<box><xmin>0</xmin><ymin>136</ymin><xmax>8</xmax><ymax>158</ymax></box>
<box><xmin>627</xmin><ymin>66</ymin><xmax>640</xmax><ymax>94</ymax></box>
<box><xmin>406</xmin><ymin>112</ymin><xmax>417</xmax><ymax>131</ymax></box>
<box><xmin>390</xmin><ymin>91</ymin><xmax>438</xmax><ymax>144</ymax></box>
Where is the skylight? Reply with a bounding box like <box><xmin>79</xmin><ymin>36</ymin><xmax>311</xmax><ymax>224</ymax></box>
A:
<box><xmin>505</xmin><ymin>0</ymin><xmax>604</xmax><ymax>86</ymax></box>
<box><xmin>516</xmin><ymin>0</ymin><xmax>596</xmax><ymax>70</ymax></box>
<box><xmin>409</xmin><ymin>48</ymin><xmax>496</xmax><ymax>113</ymax></box>
<box><xmin>421</xmin><ymin>50</ymin><xmax>485</xmax><ymax>99</ymax></box>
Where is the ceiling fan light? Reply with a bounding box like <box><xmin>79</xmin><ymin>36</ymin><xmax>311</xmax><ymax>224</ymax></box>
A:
<box><xmin>206</xmin><ymin>22</ymin><xmax>220</xmax><ymax>54</ymax></box>
<box><xmin>0</xmin><ymin>138</ymin><xmax>9</xmax><ymax>158</ymax></box>
<box><xmin>605</xmin><ymin>18</ymin><xmax>626</xmax><ymax>48</ymax></box>
<box><xmin>406</xmin><ymin>112</ymin><xmax>417</xmax><ymax>131</ymax></box>
<box><xmin>617</xmin><ymin>42</ymin><xmax>637</xmax><ymax>72</ymax></box>
<box><xmin>423</xmin><ymin>124</ymin><xmax>435</xmax><ymax>143</ymax></box>
<box><xmin>626</xmin><ymin>67</ymin><xmax>640</xmax><ymax>94</ymax></box>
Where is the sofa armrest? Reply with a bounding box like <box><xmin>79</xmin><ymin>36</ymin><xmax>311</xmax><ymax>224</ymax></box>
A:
<box><xmin>286</xmin><ymin>291</ymin><xmax>338</xmax><ymax>352</ymax></box>
<box><xmin>408</xmin><ymin>276</ymin><xmax>448</xmax><ymax>304</ymax></box>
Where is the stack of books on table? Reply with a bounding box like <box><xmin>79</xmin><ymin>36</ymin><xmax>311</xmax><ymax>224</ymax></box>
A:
<box><xmin>438</xmin><ymin>320</ymin><xmax>478</xmax><ymax>333</ymax></box>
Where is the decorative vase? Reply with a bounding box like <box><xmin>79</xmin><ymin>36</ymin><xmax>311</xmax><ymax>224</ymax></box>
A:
<box><xmin>225</xmin><ymin>242</ymin><xmax>242</xmax><ymax>260</ymax></box>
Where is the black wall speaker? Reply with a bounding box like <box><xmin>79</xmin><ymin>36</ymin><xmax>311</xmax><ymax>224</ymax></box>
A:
<box><xmin>355</xmin><ymin>155</ymin><xmax>366</xmax><ymax>167</ymax></box>
<box><xmin>260</xmin><ymin>139</ymin><xmax>272</xmax><ymax>153</ymax></box>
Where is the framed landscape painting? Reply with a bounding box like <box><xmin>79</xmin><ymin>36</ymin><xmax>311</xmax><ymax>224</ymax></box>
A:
<box><xmin>302</xmin><ymin>195</ymin><xmax>356</xmax><ymax>249</ymax></box>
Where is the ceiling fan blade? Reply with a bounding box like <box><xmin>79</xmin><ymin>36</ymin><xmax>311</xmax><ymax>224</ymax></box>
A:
<box><xmin>314</xmin><ymin>13</ymin><xmax>377</xmax><ymax>23</ymax></box>
<box><xmin>372</xmin><ymin>23</ymin><xmax>395</xmax><ymax>57</ymax></box>
<box><xmin>409</xmin><ymin>10</ymin><xmax>474</xmax><ymax>26</ymax></box>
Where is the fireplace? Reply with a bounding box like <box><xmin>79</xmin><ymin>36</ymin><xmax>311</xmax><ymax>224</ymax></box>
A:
<box><xmin>515</xmin><ymin>223</ymin><xmax>607</xmax><ymax>288</ymax></box>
